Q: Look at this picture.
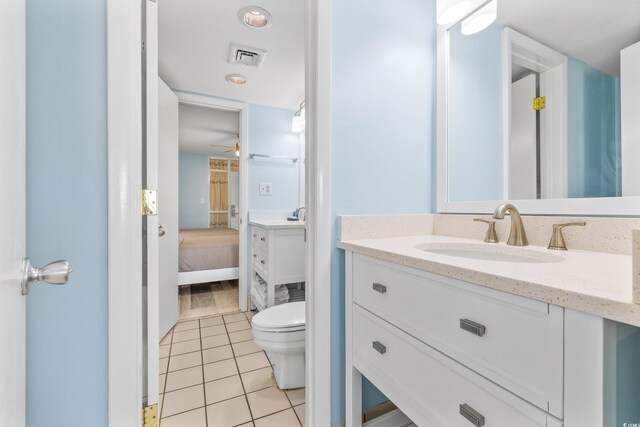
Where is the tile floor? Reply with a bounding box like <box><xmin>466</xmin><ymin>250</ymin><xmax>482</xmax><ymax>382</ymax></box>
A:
<box><xmin>159</xmin><ymin>310</ymin><xmax>305</xmax><ymax>427</ymax></box>
<box><xmin>179</xmin><ymin>280</ymin><xmax>240</xmax><ymax>320</ymax></box>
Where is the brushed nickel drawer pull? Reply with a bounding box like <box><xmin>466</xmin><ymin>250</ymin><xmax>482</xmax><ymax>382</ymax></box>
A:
<box><xmin>260</xmin><ymin>260</ymin><xmax>266</xmax><ymax>264</ymax></box>
<box><xmin>260</xmin><ymin>237</ymin><xmax>266</xmax><ymax>241</ymax></box>
<box><xmin>372</xmin><ymin>341</ymin><xmax>386</xmax><ymax>355</ymax></box>
<box><xmin>459</xmin><ymin>404</ymin><xmax>485</xmax><ymax>427</ymax></box>
<box><xmin>372</xmin><ymin>282</ymin><xmax>387</xmax><ymax>294</ymax></box>
<box><xmin>460</xmin><ymin>319</ymin><xmax>486</xmax><ymax>337</ymax></box>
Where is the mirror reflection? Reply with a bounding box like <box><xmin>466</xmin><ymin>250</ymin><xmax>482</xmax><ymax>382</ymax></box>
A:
<box><xmin>447</xmin><ymin>0</ymin><xmax>640</xmax><ymax>202</ymax></box>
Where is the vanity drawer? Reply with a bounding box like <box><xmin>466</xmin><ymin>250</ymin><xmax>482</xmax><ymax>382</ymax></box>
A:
<box><xmin>353</xmin><ymin>305</ymin><xmax>562</xmax><ymax>427</ymax></box>
<box><xmin>252</xmin><ymin>226</ymin><xmax>269</xmax><ymax>251</ymax></box>
<box><xmin>252</xmin><ymin>246</ymin><xmax>269</xmax><ymax>277</ymax></box>
<box><xmin>353</xmin><ymin>254</ymin><xmax>564</xmax><ymax>417</ymax></box>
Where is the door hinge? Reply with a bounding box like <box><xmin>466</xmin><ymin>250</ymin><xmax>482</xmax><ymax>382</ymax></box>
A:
<box><xmin>142</xmin><ymin>404</ymin><xmax>157</xmax><ymax>427</ymax></box>
<box><xmin>533</xmin><ymin>96</ymin><xmax>546</xmax><ymax>111</ymax></box>
<box><xmin>142</xmin><ymin>189</ymin><xmax>158</xmax><ymax>216</ymax></box>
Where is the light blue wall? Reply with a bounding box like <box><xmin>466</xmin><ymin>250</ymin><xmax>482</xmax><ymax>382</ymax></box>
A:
<box><xmin>248</xmin><ymin>104</ymin><xmax>300</xmax><ymax>211</ymax></box>
<box><xmin>616</xmin><ymin>323</ymin><xmax>640</xmax><ymax>424</ymax></box>
<box><xmin>448</xmin><ymin>22</ymin><xmax>503</xmax><ymax>201</ymax></box>
<box><xmin>26</xmin><ymin>0</ymin><xmax>107</xmax><ymax>426</ymax></box>
<box><xmin>179</xmin><ymin>153</ymin><xmax>210</xmax><ymax>229</ymax></box>
<box><xmin>332</xmin><ymin>0</ymin><xmax>437</xmax><ymax>424</ymax></box>
<box><xmin>567</xmin><ymin>57</ymin><xmax>621</xmax><ymax>198</ymax></box>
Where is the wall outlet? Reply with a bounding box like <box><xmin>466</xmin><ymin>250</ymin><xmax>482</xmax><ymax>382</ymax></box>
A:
<box><xmin>259</xmin><ymin>182</ymin><xmax>272</xmax><ymax>195</ymax></box>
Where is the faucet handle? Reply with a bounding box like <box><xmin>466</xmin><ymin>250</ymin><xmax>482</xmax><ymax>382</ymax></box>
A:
<box><xmin>473</xmin><ymin>218</ymin><xmax>499</xmax><ymax>243</ymax></box>
<box><xmin>548</xmin><ymin>221</ymin><xmax>587</xmax><ymax>251</ymax></box>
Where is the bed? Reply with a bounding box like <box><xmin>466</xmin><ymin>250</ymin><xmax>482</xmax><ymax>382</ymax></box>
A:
<box><xmin>178</xmin><ymin>228</ymin><xmax>239</xmax><ymax>286</ymax></box>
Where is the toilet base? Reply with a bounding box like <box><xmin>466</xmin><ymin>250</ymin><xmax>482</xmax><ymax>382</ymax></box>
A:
<box><xmin>268</xmin><ymin>350</ymin><xmax>305</xmax><ymax>390</ymax></box>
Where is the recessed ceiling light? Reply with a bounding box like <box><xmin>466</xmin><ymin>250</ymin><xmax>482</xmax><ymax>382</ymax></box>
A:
<box><xmin>238</xmin><ymin>6</ymin><xmax>273</xmax><ymax>29</ymax></box>
<box><xmin>225</xmin><ymin>74</ymin><xmax>247</xmax><ymax>85</ymax></box>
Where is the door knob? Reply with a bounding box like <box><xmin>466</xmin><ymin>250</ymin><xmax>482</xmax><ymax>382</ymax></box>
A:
<box><xmin>158</xmin><ymin>224</ymin><xmax>166</xmax><ymax>237</ymax></box>
<box><xmin>21</xmin><ymin>258</ymin><xmax>73</xmax><ymax>296</ymax></box>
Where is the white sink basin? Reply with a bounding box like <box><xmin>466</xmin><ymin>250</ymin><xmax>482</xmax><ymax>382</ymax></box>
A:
<box><xmin>415</xmin><ymin>242</ymin><xmax>564</xmax><ymax>264</ymax></box>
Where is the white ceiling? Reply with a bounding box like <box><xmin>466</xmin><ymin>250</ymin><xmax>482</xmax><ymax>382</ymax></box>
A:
<box><xmin>158</xmin><ymin>0</ymin><xmax>305</xmax><ymax>110</ymax></box>
<box><xmin>178</xmin><ymin>103</ymin><xmax>240</xmax><ymax>158</ymax></box>
<box><xmin>497</xmin><ymin>0</ymin><xmax>640</xmax><ymax>77</ymax></box>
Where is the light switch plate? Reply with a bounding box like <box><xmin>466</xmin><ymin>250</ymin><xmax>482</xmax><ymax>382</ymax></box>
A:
<box><xmin>259</xmin><ymin>182</ymin><xmax>272</xmax><ymax>195</ymax></box>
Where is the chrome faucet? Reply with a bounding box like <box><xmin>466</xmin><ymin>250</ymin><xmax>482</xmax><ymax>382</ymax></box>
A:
<box><xmin>295</xmin><ymin>206</ymin><xmax>306</xmax><ymax>222</ymax></box>
<box><xmin>492</xmin><ymin>203</ymin><xmax>528</xmax><ymax>246</ymax></box>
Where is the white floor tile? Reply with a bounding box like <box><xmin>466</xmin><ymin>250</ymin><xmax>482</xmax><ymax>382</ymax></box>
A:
<box><xmin>159</xmin><ymin>344</ymin><xmax>170</xmax><ymax>359</ymax></box>
<box><xmin>232</xmin><ymin>340</ymin><xmax>262</xmax><ymax>357</ymax></box>
<box><xmin>229</xmin><ymin>329</ymin><xmax>253</xmax><ymax>344</ymax></box>
<box><xmin>236</xmin><ymin>352</ymin><xmax>270</xmax><ymax>373</ymax></box>
<box><xmin>240</xmin><ymin>367</ymin><xmax>276</xmax><ymax>393</ymax></box>
<box><xmin>172</xmin><ymin>328</ymin><xmax>200</xmax><ymax>343</ymax></box>
<box><xmin>203</xmin><ymin>358</ymin><xmax>238</xmax><ymax>382</ymax></box>
<box><xmin>226</xmin><ymin>320</ymin><xmax>251</xmax><ymax>332</ymax></box>
<box><xmin>160</xmin><ymin>407</ymin><xmax>206</xmax><ymax>427</ymax></box>
<box><xmin>162</xmin><ymin>385</ymin><xmax>205</xmax><ymax>418</ymax></box>
<box><xmin>173</xmin><ymin>320</ymin><xmax>199</xmax><ymax>332</ymax></box>
<box><xmin>206</xmin><ymin>395</ymin><xmax>252</xmax><ymax>427</ymax></box>
<box><xmin>286</xmin><ymin>388</ymin><xmax>305</xmax><ymax>407</ymax></box>
<box><xmin>201</xmin><ymin>324</ymin><xmax>227</xmax><ymax>338</ymax></box>
<box><xmin>168</xmin><ymin>351</ymin><xmax>202</xmax><ymax>372</ymax></box>
<box><xmin>165</xmin><ymin>366</ymin><xmax>203</xmax><ymax>392</ymax></box>
<box><xmin>204</xmin><ymin>375</ymin><xmax>244</xmax><ymax>405</ymax></box>
<box><xmin>202</xmin><ymin>345</ymin><xmax>233</xmax><ymax>364</ymax></box>
<box><xmin>170</xmin><ymin>339</ymin><xmax>201</xmax><ymax>356</ymax></box>
<box><xmin>223</xmin><ymin>313</ymin><xmax>246</xmax><ymax>323</ymax></box>
<box><xmin>254</xmin><ymin>409</ymin><xmax>301</xmax><ymax>427</ymax></box>
<box><xmin>202</xmin><ymin>334</ymin><xmax>230</xmax><ymax>350</ymax></box>
<box><xmin>246</xmin><ymin>386</ymin><xmax>291</xmax><ymax>419</ymax></box>
<box><xmin>200</xmin><ymin>316</ymin><xmax>224</xmax><ymax>327</ymax></box>
<box><xmin>294</xmin><ymin>404</ymin><xmax>305</xmax><ymax>427</ymax></box>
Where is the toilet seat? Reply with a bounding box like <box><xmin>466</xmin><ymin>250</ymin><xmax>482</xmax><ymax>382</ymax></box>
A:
<box><xmin>252</xmin><ymin>301</ymin><xmax>305</xmax><ymax>333</ymax></box>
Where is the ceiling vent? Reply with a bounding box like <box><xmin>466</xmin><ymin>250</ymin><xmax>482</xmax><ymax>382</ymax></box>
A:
<box><xmin>227</xmin><ymin>43</ymin><xmax>267</xmax><ymax>68</ymax></box>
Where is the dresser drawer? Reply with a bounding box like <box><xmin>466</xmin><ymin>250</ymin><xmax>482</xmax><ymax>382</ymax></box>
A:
<box><xmin>252</xmin><ymin>246</ymin><xmax>269</xmax><ymax>278</ymax></box>
<box><xmin>353</xmin><ymin>254</ymin><xmax>564</xmax><ymax>417</ymax></box>
<box><xmin>353</xmin><ymin>305</ymin><xmax>562</xmax><ymax>427</ymax></box>
<box><xmin>252</xmin><ymin>226</ymin><xmax>269</xmax><ymax>251</ymax></box>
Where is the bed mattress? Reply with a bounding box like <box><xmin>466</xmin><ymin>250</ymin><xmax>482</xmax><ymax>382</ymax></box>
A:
<box><xmin>179</xmin><ymin>228</ymin><xmax>239</xmax><ymax>272</ymax></box>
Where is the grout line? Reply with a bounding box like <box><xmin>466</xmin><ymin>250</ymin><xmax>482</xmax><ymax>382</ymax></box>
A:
<box><xmin>225</xmin><ymin>318</ymin><xmax>256</xmax><ymax>423</ymax></box>
<box><xmin>198</xmin><ymin>319</ymin><xmax>209</xmax><ymax>427</ymax></box>
<box><xmin>251</xmin><ymin>407</ymin><xmax>299</xmax><ymax>425</ymax></box>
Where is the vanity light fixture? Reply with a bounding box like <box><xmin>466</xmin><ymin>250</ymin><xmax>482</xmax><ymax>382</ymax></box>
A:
<box><xmin>238</xmin><ymin>6</ymin><xmax>273</xmax><ymax>29</ymax></box>
<box><xmin>225</xmin><ymin>74</ymin><xmax>247</xmax><ymax>85</ymax></box>
<box><xmin>291</xmin><ymin>102</ymin><xmax>305</xmax><ymax>133</ymax></box>
<box><xmin>437</xmin><ymin>0</ymin><xmax>472</xmax><ymax>25</ymax></box>
<box><xmin>461</xmin><ymin>0</ymin><xmax>497</xmax><ymax>35</ymax></box>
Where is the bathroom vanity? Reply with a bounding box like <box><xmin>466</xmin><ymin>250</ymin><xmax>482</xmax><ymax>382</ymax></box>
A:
<box><xmin>249</xmin><ymin>219</ymin><xmax>305</xmax><ymax>308</ymax></box>
<box><xmin>340</xmin><ymin>215</ymin><xmax>640</xmax><ymax>427</ymax></box>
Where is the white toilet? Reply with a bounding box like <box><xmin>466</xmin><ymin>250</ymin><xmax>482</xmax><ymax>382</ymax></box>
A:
<box><xmin>251</xmin><ymin>301</ymin><xmax>305</xmax><ymax>390</ymax></box>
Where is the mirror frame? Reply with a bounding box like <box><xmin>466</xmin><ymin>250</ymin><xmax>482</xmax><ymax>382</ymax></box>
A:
<box><xmin>436</xmin><ymin>1</ymin><xmax>640</xmax><ymax>216</ymax></box>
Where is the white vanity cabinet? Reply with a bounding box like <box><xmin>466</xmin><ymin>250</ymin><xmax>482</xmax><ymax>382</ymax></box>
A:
<box><xmin>250</xmin><ymin>222</ymin><xmax>305</xmax><ymax>308</ymax></box>
<box><xmin>346</xmin><ymin>253</ymin><xmax>580</xmax><ymax>427</ymax></box>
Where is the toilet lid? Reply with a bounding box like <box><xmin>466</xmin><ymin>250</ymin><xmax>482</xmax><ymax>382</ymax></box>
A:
<box><xmin>252</xmin><ymin>302</ymin><xmax>305</xmax><ymax>331</ymax></box>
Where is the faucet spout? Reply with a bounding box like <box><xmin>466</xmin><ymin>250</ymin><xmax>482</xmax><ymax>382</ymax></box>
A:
<box><xmin>492</xmin><ymin>203</ymin><xmax>528</xmax><ymax>246</ymax></box>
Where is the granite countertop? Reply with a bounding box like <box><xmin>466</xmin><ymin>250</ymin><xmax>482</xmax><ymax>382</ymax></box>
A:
<box><xmin>250</xmin><ymin>219</ymin><xmax>306</xmax><ymax>229</ymax></box>
<box><xmin>338</xmin><ymin>234</ymin><xmax>640</xmax><ymax>327</ymax></box>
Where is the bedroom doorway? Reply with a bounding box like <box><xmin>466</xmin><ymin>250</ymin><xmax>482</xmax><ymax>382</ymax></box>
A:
<box><xmin>176</xmin><ymin>103</ymin><xmax>242</xmax><ymax>319</ymax></box>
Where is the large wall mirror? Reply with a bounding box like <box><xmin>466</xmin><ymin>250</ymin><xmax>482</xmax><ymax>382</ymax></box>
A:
<box><xmin>438</xmin><ymin>0</ymin><xmax>640</xmax><ymax>215</ymax></box>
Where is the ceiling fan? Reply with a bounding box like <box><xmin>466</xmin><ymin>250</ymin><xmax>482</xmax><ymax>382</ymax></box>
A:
<box><xmin>210</xmin><ymin>134</ymin><xmax>240</xmax><ymax>156</ymax></box>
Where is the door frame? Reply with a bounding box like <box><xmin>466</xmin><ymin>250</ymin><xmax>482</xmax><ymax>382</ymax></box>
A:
<box><xmin>175</xmin><ymin>91</ymin><xmax>250</xmax><ymax>312</ymax></box>
<box><xmin>106</xmin><ymin>0</ymin><xmax>333</xmax><ymax>426</ymax></box>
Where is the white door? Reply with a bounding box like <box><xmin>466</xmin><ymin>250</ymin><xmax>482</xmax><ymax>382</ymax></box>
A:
<box><xmin>158</xmin><ymin>78</ymin><xmax>179</xmax><ymax>337</ymax></box>
<box><xmin>0</xmin><ymin>1</ymin><xmax>26</xmax><ymax>425</ymax></box>
<box><xmin>509</xmin><ymin>74</ymin><xmax>538</xmax><ymax>200</ymax></box>
<box><xmin>144</xmin><ymin>0</ymin><xmax>160</xmax><ymax>410</ymax></box>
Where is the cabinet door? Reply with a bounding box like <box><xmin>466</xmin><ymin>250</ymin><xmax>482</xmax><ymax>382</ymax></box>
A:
<box><xmin>353</xmin><ymin>254</ymin><xmax>564</xmax><ymax>417</ymax></box>
<box><xmin>353</xmin><ymin>305</ymin><xmax>562</xmax><ymax>427</ymax></box>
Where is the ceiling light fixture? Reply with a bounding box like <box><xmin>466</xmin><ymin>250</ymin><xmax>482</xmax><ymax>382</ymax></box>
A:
<box><xmin>292</xmin><ymin>102</ymin><xmax>305</xmax><ymax>133</ymax></box>
<box><xmin>225</xmin><ymin>74</ymin><xmax>247</xmax><ymax>85</ymax></box>
<box><xmin>238</xmin><ymin>6</ymin><xmax>273</xmax><ymax>29</ymax></box>
<box><xmin>437</xmin><ymin>0</ymin><xmax>472</xmax><ymax>25</ymax></box>
<box><xmin>461</xmin><ymin>0</ymin><xmax>497</xmax><ymax>35</ymax></box>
